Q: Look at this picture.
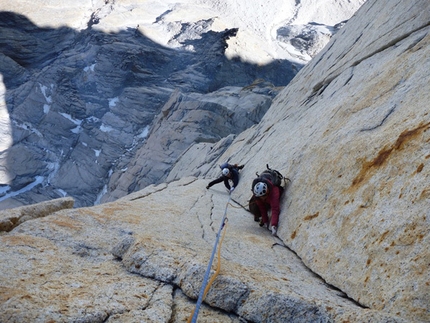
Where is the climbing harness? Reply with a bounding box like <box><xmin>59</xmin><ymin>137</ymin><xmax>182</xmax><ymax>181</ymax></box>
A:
<box><xmin>188</xmin><ymin>193</ymin><xmax>231</xmax><ymax>323</ymax></box>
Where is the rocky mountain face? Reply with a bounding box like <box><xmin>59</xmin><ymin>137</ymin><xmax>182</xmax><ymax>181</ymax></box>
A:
<box><xmin>0</xmin><ymin>0</ymin><xmax>364</xmax><ymax>209</ymax></box>
<box><xmin>1</xmin><ymin>0</ymin><xmax>429</xmax><ymax>322</ymax></box>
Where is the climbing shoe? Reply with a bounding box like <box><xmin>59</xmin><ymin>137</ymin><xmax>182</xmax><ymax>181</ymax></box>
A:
<box><xmin>271</xmin><ymin>226</ymin><xmax>277</xmax><ymax>236</ymax></box>
<box><xmin>259</xmin><ymin>219</ymin><xmax>265</xmax><ymax>227</ymax></box>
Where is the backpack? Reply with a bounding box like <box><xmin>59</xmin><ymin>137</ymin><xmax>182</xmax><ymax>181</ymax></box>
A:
<box><xmin>219</xmin><ymin>162</ymin><xmax>230</xmax><ymax>170</ymax></box>
<box><xmin>252</xmin><ymin>164</ymin><xmax>285</xmax><ymax>189</ymax></box>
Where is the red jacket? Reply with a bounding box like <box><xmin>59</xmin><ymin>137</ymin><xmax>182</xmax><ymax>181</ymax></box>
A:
<box><xmin>255</xmin><ymin>181</ymin><xmax>281</xmax><ymax>227</ymax></box>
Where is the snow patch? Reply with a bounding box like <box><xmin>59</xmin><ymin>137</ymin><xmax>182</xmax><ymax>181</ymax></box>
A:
<box><xmin>59</xmin><ymin>113</ymin><xmax>83</xmax><ymax>133</ymax></box>
<box><xmin>0</xmin><ymin>95</ymin><xmax>13</xmax><ymax>151</ymax></box>
<box><xmin>59</xmin><ymin>113</ymin><xmax>83</xmax><ymax>126</ymax></box>
<box><xmin>84</xmin><ymin>64</ymin><xmax>96</xmax><ymax>72</ymax></box>
<box><xmin>100</xmin><ymin>124</ymin><xmax>114</xmax><ymax>132</ymax></box>
<box><xmin>12</xmin><ymin>120</ymin><xmax>43</xmax><ymax>137</ymax></box>
<box><xmin>94</xmin><ymin>184</ymin><xmax>107</xmax><ymax>205</ymax></box>
<box><xmin>108</xmin><ymin>97</ymin><xmax>119</xmax><ymax>107</ymax></box>
<box><xmin>86</xmin><ymin>116</ymin><xmax>100</xmax><ymax>123</ymax></box>
<box><xmin>46</xmin><ymin>161</ymin><xmax>60</xmax><ymax>185</ymax></box>
<box><xmin>71</xmin><ymin>126</ymin><xmax>82</xmax><ymax>134</ymax></box>
<box><xmin>0</xmin><ymin>185</ymin><xmax>10</xmax><ymax>195</ymax></box>
<box><xmin>57</xmin><ymin>189</ymin><xmax>68</xmax><ymax>197</ymax></box>
<box><xmin>0</xmin><ymin>176</ymin><xmax>44</xmax><ymax>202</ymax></box>
<box><xmin>137</xmin><ymin>125</ymin><xmax>150</xmax><ymax>139</ymax></box>
<box><xmin>39</xmin><ymin>83</ymin><xmax>53</xmax><ymax>114</ymax></box>
<box><xmin>39</xmin><ymin>83</ymin><xmax>52</xmax><ymax>103</ymax></box>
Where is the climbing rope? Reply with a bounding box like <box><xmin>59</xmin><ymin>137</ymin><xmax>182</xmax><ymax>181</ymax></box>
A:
<box><xmin>188</xmin><ymin>194</ymin><xmax>231</xmax><ymax>323</ymax></box>
<box><xmin>229</xmin><ymin>197</ymin><xmax>249</xmax><ymax>211</ymax></box>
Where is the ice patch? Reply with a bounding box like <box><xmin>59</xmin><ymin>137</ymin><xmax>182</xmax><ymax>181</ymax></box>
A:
<box><xmin>93</xmin><ymin>149</ymin><xmax>101</xmax><ymax>157</ymax></box>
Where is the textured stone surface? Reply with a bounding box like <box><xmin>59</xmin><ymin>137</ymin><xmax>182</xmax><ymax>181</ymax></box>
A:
<box><xmin>167</xmin><ymin>0</ymin><xmax>430</xmax><ymax>321</ymax></box>
<box><xmin>0</xmin><ymin>196</ymin><xmax>74</xmax><ymax>232</ymax></box>
<box><xmin>1</xmin><ymin>0</ymin><xmax>428</xmax><ymax>322</ymax></box>
<box><xmin>0</xmin><ymin>178</ymin><xmax>403</xmax><ymax>322</ymax></box>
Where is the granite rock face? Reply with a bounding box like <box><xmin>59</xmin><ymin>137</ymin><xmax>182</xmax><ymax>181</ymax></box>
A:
<box><xmin>2</xmin><ymin>0</ymin><xmax>429</xmax><ymax>322</ymax></box>
<box><xmin>168</xmin><ymin>0</ymin><xmax>430</xmax><ymax>320</ymax></box>
<box><xmin>0</xmin><ymin>179</ymin><xmax>405</xmax><ymax>323</ymax></box>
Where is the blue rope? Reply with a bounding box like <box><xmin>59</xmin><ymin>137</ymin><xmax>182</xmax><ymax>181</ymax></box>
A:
<box><xmin>191</xmin><ymin>194</ymin><xmax>231</xmax><ymax>323</ymax></box>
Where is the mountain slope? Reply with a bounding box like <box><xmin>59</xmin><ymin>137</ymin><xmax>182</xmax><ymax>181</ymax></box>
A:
<box><xmin>1</xmin><ymin>0</ymin><xmax>429</xmax><ymax>322</ymax></box>
<box><xmin>0</xmin><ymin>0</ymin><xmax>364</xmax><ymax>208</ymax></box>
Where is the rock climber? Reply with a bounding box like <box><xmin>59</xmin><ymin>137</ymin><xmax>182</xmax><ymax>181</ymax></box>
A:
<box><xmin>250</xmin><ymin>166</ymin><xmax>285</xmax><ymax>236</ymax></box>
<box><xmin>206</xmin><ymin>162</ymin><xmax>244</xmax><ymax>193</ymax></box>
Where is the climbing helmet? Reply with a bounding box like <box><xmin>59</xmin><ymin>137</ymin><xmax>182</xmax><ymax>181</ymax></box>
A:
<box><xmin>222</xmin><ymin>168</ymin><xmax>230</xmax><ymax>176</ymax></box>
<box><xmin>253</xmin><ymin>182</ymin><xmax>268</xmax><ymax>197</ymax></box>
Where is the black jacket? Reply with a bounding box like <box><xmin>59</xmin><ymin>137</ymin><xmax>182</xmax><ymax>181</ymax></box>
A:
<box><xmin>207</xmin><ymin>165</ymin><xmax>241</xmax><ymax>190</ymax></box>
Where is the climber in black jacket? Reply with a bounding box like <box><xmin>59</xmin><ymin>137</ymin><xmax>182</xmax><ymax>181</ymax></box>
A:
<box><xmin>206</xmin><ymin>163</ymin><xmax>244</xmax><ymax>193</ymax></box>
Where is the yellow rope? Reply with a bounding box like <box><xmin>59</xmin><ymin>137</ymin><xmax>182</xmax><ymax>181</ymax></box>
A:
<box><xmin>227</xmin><ymin>202</ymin><xmax>243</xmax><ymax>209</ymax></box>
<box><xmin>203</xmin><ymin>221</ymin><xmax>227</xmax><ymax>299</ymax></box>
<box><xmin>187</xmin><ymin>221</ymin><xmax>228</xmax><ymax>323</ymax></box>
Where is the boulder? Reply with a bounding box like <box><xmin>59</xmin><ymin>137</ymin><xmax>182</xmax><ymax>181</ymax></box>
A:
<box><xmin>0</xmin><ymin>196</ymin><xmax>74</xmax><ymax>232</ymax></box>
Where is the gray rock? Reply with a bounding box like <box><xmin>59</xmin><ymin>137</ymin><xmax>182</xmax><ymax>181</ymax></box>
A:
<box><xmin>0</xmin><ymin>0</ymin><xmax>356</xmax><ymax>208</ymax></box>
<box><xmin>102</xmin><ymin>82</ymin><xmax>280</xmax><ymax>203</ymax></box>
<box><xmin>0</xmin><ymin>196</ymin><xmax>74</xmax><ymax>232</ymax></box>
<box><xmin>3</xmin><ymin>1</ymin><xmax>426</xmax><ymax>322</ymax></box>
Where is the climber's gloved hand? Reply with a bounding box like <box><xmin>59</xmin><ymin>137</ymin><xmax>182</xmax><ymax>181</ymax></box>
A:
<box><xmin>206</xmin><ymin>185</ymin><xmax>209</xmax><ymax>189</ymax></box>
<box><xmin>230</xmin><ymin>187</ymin><xmax>235</xmax><ymax>193</ymax></box>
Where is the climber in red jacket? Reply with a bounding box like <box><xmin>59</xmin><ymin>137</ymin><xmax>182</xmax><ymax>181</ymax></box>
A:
<box><xmin>252</xmin><ymin>173</ymin><xmax>283</xmax><ymax>236</ymax></box>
